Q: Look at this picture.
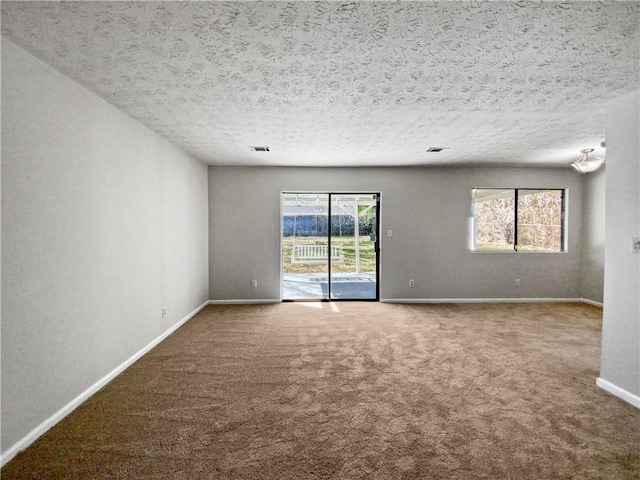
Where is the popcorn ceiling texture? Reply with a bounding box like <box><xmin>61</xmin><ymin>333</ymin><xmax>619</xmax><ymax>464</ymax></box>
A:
<box><xmin>2</xmin><ymin>1</ymin><xmax>639</xmax><ymax>167</ymax></box>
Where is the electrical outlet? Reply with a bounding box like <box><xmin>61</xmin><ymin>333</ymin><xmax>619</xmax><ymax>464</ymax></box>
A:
<box><xmin>515</xmin><ymin>279</ymin><xmax>520</xmax><ymax>287</ymax></box>
<box><xmin>251</xmin><ymin>279</ymin><xmax>258</xmax><ymax>288</ymax></box>
<box><xmin>409</xmin><ymin>279</ymin><xmax>415</xmax><ymax>287</ymax></box>
<box><xmin>162</xmin><ymin>306</ymin><xmax>167</xmax><ymax>318</ymax></box>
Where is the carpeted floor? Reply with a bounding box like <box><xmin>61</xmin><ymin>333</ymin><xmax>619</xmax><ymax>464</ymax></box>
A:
<box><xmin>3</xmin><ymin>302</ymin><xmax>639</xmax><ymax>479</ymax></box>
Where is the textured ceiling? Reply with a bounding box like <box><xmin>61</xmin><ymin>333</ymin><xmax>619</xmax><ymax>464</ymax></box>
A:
<box><xmin>2</xmin><ymin>1</ymin><xmax>639</xmax><ymax>168</ymax></box>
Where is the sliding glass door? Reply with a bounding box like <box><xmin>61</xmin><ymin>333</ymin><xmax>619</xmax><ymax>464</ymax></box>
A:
<box><xmin>329</xmin><ymin>194</ymin><xmax>378</xmax><ymax>300</ymax></box>
<box><xmin>282</xmin><ymin>193</ymin><xmax>329</xmax><ymax>300</ymax></box>
<box><xmin>282</xmin><ymin>192</ymin><xmax>379</xmax><ymax>301</ymax></box>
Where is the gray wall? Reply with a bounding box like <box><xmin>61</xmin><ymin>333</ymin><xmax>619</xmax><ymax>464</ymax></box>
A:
<box><xmin>580</xmin><ymin>166</ymin><xmax>606</xmax><ymax>303</ymax></box>
<box><xmin>1</xmin><ymin>39</ymin><xmax>209</xmax><ymax>453</ymax></box>
<box><xmin>600</xmin><ymin>90</ymin><xmax>640</xmax><ymax>399</ymax></box>
<box><xmin>209</xmin><ymin>166</ymin><xmax>585</xmax><ymax>301</ymax></box>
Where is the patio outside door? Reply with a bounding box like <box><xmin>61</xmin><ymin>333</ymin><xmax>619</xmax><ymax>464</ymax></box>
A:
<box><xmin>329</xmin><ymin>194</ymin><xmax>378</xmax><ymax>300</ymax></box>
<box><xmin>282</xmin><ymin>193</ymin><xmax>379</xmax><ymax>301</ymax></box>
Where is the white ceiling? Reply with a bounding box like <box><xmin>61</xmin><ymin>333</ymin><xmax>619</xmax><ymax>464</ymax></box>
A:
<box><xmin>2</xmin><ymin>1</ymin><xmax>638</xmax><ymax>168</ymax></box>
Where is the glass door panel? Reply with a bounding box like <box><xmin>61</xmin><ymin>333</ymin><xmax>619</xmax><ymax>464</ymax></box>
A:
<box><xmin>282</xmin><ymin>193</ymin><xmax>329</xmax><ymax>300</ymax></box>
<box><xmin>329</xmin><ymin>194</ymin><xmax>378</xmax><ymax>300</ymax></box>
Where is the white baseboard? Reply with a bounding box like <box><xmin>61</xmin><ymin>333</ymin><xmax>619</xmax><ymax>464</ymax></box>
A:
<box><xmin>208</xmin><ymin>299</ymin><xmax>280</xmax><ymax>304</ymax></box>
<box><xmin>206</xmin><ymin>298</ymin><xmax>602</xmax><ymax>306</ymax></box>
<box><xmin>380</xmin><ymin>297</ymin><xmax>588</xmax><ymax>304</ymax></box>
<box><xmin>580</xmin><ymin>298</ymin><xmax>604</xmax><ymax>307</ymax></box>
<box><xmin>0</xmin><ymin>300</ymin><xmax>209</xmax><ymax>468</ymax></box>
<box><xmin>596</xmin><ymin>378</ymin><xmax>640</xmax><ymax>408</ymax></box>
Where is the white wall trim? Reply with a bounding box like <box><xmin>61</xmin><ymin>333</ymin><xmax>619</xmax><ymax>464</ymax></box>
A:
<box><xmin>596</xmin><ymin>377</ymin><xmax>640</xmax><ymax>409</ymax></box>
<box><xmin>380</xmin><ymin>297</ymin><xmax>590</xmax><ymax>304</ymax></box>
<box><xmin>208</xmin><ymin>299</ymin><xmax>281</xmax><ymax>304</ymax></box>
<box><xmin>0</xmin><ymin>300</ymin><xmax>209</xmax><ymax>468</ymax></box>
<box><xmin>580</xmin><ymin>298</ymin><xmax>604</xmax><ymax>307</ymax></box>
<box><xmin>207</xmin><ymin>298</ymin><xmax>601</xmax><ymax>306</ymax></box>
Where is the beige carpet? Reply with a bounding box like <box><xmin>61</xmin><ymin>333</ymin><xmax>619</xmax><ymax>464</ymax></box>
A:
<box><xmin>3</xmin><ymin>302</ymin><xmax>639</xmax><ymax>479</ymax></box>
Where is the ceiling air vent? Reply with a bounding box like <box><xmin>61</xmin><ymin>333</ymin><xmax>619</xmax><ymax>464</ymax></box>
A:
<box><xmin>426</xmin><ymin>147</ymin><xmax>448</xmax><ymax>153</ymax></box>
<box><xmin>250</xmin><ymin>146</ymin><xmax>270</xmax><ymax>152</ymax></box>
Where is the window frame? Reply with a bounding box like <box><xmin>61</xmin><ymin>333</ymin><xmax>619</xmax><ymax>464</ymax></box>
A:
<box><xmin>471</xmin><ymin>188</ymin><xmax>566</xmax><ymax>253</ymax></box>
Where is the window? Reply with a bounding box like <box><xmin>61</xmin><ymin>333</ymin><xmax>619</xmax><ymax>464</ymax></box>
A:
<box><xmin>472</xmin><ymin>189</ymin><xmax>565</xmax><ymax>252</ymax></box>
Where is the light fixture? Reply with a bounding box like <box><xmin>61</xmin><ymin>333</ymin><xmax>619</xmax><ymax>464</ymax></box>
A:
<box><xmin>571</xmin><ymin>148</ymin><xmax>604</xmax><ymax>174</ymax></box>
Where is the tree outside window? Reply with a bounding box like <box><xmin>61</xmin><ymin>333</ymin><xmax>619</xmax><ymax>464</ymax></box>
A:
<box><xmin>472</xmin><ymin>189</ymin><xmax>564</xmax><ymax>252</ymax></box>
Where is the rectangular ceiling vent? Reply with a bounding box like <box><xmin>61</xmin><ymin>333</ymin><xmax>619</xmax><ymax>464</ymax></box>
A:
<box><xmin>250</xmin><ymin>146</ymin><xmax>270</xmax><ymax>152</ymax></box>
<box><xmin>426</xmin><ymin>147</ymin><xmax>448</xmax><ymax>153</ymax></box>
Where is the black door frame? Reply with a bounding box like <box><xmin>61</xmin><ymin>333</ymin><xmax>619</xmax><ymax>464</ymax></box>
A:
<box><xmin>282</xmin><ymin>192</ymin><xmax>380</xmax><ymax>302</ymax></box>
